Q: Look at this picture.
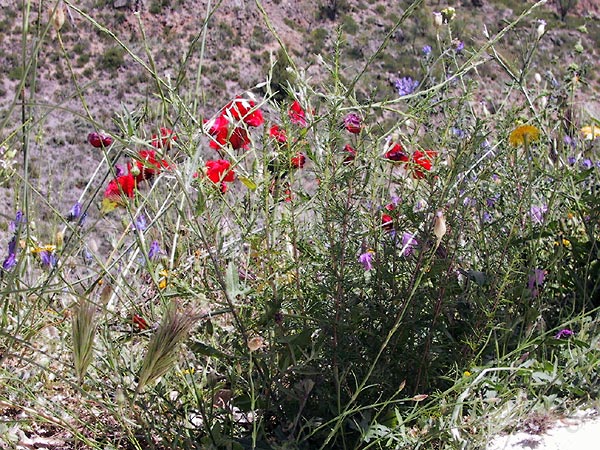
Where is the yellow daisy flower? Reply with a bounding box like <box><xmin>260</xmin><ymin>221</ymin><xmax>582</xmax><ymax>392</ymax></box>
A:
<box><xmin>509</xmin><ymin>124</ymin><xmax>540</xmax><ymax>147</ymax></box>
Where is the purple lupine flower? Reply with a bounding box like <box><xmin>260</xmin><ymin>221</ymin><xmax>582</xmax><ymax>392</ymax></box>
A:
<box><xmin>400</xmin><ymin>232</ymin><xmax>418</xmax><ymax>256</ymax></box>
<box><xmin>395</xmin><ymin>77</ymin><xmax>419</xmax><ymax>96</ymax></box>
<box><xmin>463</xmin><ymin>197</ymin><xmax>477</xmax><ymax>207</ymax></box>
<box><xmin>567</xmin><ymin>155</ymin><xmax>577</xmax><ymax>165</ymax></box>
<box><xmin>39</xmin><ymin>250</ymin><xmax>57</xmax><ymax>268</ymax></box>
<box><xmin>455</xmin><ymin>40</ymin><xmax>464</xmax><ymax>52</ymax></box>
<box><xmin>67</xmin><ymin>202</ymin><xmax>82</xmax><ymax>222</ymax></box>
<box><xmin>482</xmin><ymin>211</ymin><xmax>492</xmax><ymax>223</ymax></box>
<box><xmin>358</xmin><ymin>251</ymin><xmax>375</xmax><ymax>271</ymax></box>
<box><xmin>527</xmin><ymin>268</ymin><xmax>546</xmax><ymax>298</ymax></box>
<box><xmin>555</xmin><ymin>329</ymin><xmax>574</xmax><ymax>339</ymax></box>
<box><xmin>530</xmin><ymin>204</ymin><xmax>548</xmax><ymax>225</ymax></box>
<box><xmin>581</xmin><ymin>159</ymin><xmax>593</xmax><ymax>170</ymax></box>
<box><xmin>135</xmin><ymin>214</ymin><xmax>147</xmax><ymax>231</ymax></box>
<box><xmin>148</xmin><ymin>240</ymin><xmax>162</xmax><ymax>260</ymax></box>
<box><xmin>422</xmin><ymin>45</ymin><xmax>432</xmax><ymax>56</ymax></box>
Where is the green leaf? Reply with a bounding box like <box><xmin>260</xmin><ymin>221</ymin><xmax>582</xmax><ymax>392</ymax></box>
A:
<box><xmin>238</xmin><ymin>175</ymin><xmax>257</xmax><ymax>190</ymax></box>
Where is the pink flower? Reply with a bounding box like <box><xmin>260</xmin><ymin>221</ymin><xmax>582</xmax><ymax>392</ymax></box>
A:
<box><xmin>358</xmin><ymin>250</ymin><xmax>375</xmax><ymax>271</ymax></box>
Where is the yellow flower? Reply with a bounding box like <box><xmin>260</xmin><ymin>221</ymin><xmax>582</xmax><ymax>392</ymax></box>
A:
<box><xmin>158</xmin><ymin>269</ymin><xmax>169</xmax><ymax>289</ymax></box>
<box><xmin>580</xmin><ymin>125</ymin><xmax>600</xmax><ymax>140</ymax></box>
<box><xmin>31</xmin><ymin>244</ymin><xmax>56</xmax><ymax>254</ymax></box>
<box><xmin>463</xmin><ymin>370</ymin><xmax>472</xmax><ymax>377</ymax></box>
<box><xmin>509</xmin><ymin>124</ymin><xmax>540</xmax><ymax>147</ymax></box>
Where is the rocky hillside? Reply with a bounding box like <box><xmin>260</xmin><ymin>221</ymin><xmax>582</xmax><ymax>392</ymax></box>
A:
<box><xmin>0</xmin><ymin>0</ymin><xmax>598</xmax><ymax>227</ymax></box>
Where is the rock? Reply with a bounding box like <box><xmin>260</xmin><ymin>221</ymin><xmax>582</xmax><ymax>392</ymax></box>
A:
<box><xmin>114</xmin><ymin>0</ymin><xmax>131</xmax><ymax>9</ymax></box>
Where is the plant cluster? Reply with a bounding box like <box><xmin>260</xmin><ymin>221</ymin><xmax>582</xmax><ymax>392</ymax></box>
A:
<box><xmin>0</xmin><ymin>1</ymin><xmax>599</xmax><ymax>449</ymax></box>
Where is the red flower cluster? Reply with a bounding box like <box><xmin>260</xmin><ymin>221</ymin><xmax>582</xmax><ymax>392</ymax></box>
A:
<box><xmin>103</xmin><ymin>132</ymin><xmax>172</xmax><ymax>207</ymax></box>
<box><xmin>205</xmin><ymin>159</ymin><xmax>235</xmax><ymax>193</ymax></box>
<box><xmin>381</xmin><ymin>203</ymin><xmax>395</xmax><ymax>231</ymax></box>
<box><xmin>206</xmin><ymin>96</ymin><xmax>264</xmax><ymax>150</ymax></box>
<box><xmin>384</xmin><ymin>142</ymin><xmax>437</xmax><ymax>179</ymax></box>
<box><xmin>291</xmin><ymin>152</ymin><xmax>306</xmax><ymax>169</ymax></box>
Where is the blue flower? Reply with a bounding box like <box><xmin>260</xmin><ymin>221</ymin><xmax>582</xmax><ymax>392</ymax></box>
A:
<box><xmin>395</xmin><ymin>77</ymin><xmax>419</xmax><ymax>96</ymax></box>
<box><xmin>554</xmin><ymin>329</ymin><xmax>574</xmax><ymax>339</ymax></box>
<box><xmin>2</xmin><ymin>237</ymin><xmax>17</xmax><ymax>271</ymax></box>
<box><xmin>40</xmin><ymin>250</ymin><xmax>57</xmax><ymax>268</ymax></box>
<box><xmin>422</xmin><ymin>45</ymin><xmax>432</xmax><ymax>56</ymax></box>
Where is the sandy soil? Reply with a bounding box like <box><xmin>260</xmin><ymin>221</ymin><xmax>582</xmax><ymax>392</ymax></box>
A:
<box><xmin>488</xmin><ymin>409</ymin><xmax>600</xmax><ymax>450</ymax></box>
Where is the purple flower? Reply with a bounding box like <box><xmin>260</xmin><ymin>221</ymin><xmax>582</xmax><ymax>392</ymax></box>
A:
<box><xmin>529</xmin><ymin>204</ymin><xmax>547</xmax><ymax>225</ymax></box>
<box><xmin>528</xmin><ymin>268</ymin><xmax>546</xmax><ymax>298</ymax></box>
<box><xmin>567</xmin><ymin>155</ymin><xmax>577</xmax><ymax>165</ymax></box>
<box><xmin>451</xmin><ymin>127</ymin><xmax>466</xmax><ymax>139</ymax></box>
<box><xmin>67</xmin><ymin>202</ymin><xmax>82</xmax><ymax>222</ymax></box>
<box><xmin>455</xmin><ymin>41</ymin><xmax>464</xmax><ymax>52</ymax></box>
<box><xmin>400</xmin><ymin>232</ymin><xmax>418</xmax><ymax>256</ymax></box>
<box><xmin>482</xmin><ymin>211</ymin><xmax>492</xmax><ymax>223</ymax></box>
<box><xmin>2</xmin><ymin>237</ymin><xmax>17</xmax><ymax>271</ymax></box>
<box><xmin>9</xmin><ymin>211</ymin><xmax>25</xmax><ymax>233</ymax></box>
<box><xmin>2</xmin><ymin>253</ymin><xmax>17</xmax><ymax>271</ymax></box>
<box><xmin>135</xmin><ymin>214</ymin><xmax>148</xmax><ymax>231</ymax></box>
<box><xmin>554</xmin><ymin>329</ymin><xmax>574</xmax><ymax>339</ymax></box>
<box><xmin>581</xmin><ymin>159</ymin><xmax>593</xmax><ymax>170</ymax></box>
<box><xmin>395</xmin><ymin>77</ymin><xmax>419</xmax><ymax>96</ymax></box>
<box><xmin>40</xmin><ymin>250</ymin><xmax>57</xmax><ymax>268</ymax></box>
<box><xmin>148</xmin><ymin>240</ymin><xmax>162</xmax><ymax>260</ymax></box>
<box><xmin>563</xmin><ymin>135</ymin><xmax>576</xmax><ymax>148</ymax></box>
<box><xmin>486</xmin><ymin>195</ymin><xmax>499</xmax><ymax>208</ymax></box>
<box><xmin>358</xmin><ymin>251</ymin><xmax>375</xmax><ymax>271</ymax></box>
<box><xmin>422</xmin><ymin>45</ymin><xmax>432</xmax><ymax>56</ymax></box>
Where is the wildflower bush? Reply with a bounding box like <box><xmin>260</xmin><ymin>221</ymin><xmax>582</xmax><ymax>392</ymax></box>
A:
<box><xmin>1</xmin><ymin>0</ymin><xmax>599</xmax><ymax>449</ymax></box>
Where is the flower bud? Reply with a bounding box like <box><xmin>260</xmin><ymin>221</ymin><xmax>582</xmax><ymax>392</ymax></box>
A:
<box><xmin>537</xmin><ymin>20</ymin><xmax>546</xmax><ymax>39</ymax></box>
<box><xmin>433</xmin><ymin>12</ymin><xmax>443</xmax><ymax>28</ymax></box>
<box><xmin>433</xmin><ymin>210</ymin><xmax>447</xmax><ymax>248</ymax></box>
<box><xmin>50</xmin><ymin>3</ymin><xmax>65</xmax><ymax>32</ymax></box>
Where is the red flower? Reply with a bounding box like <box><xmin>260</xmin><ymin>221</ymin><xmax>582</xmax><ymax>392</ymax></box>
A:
<box><xmin>206</xmin><ymin>159</ymin><xmax>235</xmax><ymax>184</ymax></box>
<box><xmin>228</xmin><ymin>127</ymin><xmax>251</xmax><ymax>150</ymax></box>
<box><xmin>104</xmin><ymin>173</ymin><xmax>136</xmax><ymax>201</ymax></box>
<box><xmin>270</xmin><ymin>124</ymin><xmax>288</xmax><ymax>143</ymax></box>
<box><xmin>151</xmin><ymin>127</ymin><xmax>177</xmax><ymax>150</ymax></box>
<box><xmin>291</xmin><ymin>152</ymin><xmax>306</xmax><ymax>169</ymax></box>
<box><xmin>289</xmin><ymin>100</ymin><xmax>307</xmax><ymax>127</ymax></box>
<box><xmin>411</xmin><ymin>150</ymin><xmax>437</xmax><ymax>179</ymax></box>
<box><xmin>343</xmin><ymin>113</ymin><xmax>362</xmax><ymax>134</ymax></box>
<box><xmin>381</xmin><ymin>213</ymin><xmax>394</xmax><ymax>231</ymax></box>
<box><xmin>88</xmin><ymin>132</ymin><xmax>113</xmax><ymax>148</ymax></box>
<box><xmin>206</xmin><ymin>116</ymin><xmax>250</xmax><ymax>150</ymax></box>
<box><xmin>222</xmin><ymin>96</ymin><xmax>264</xmax><ymax>127</ymax></box>
<box><xmin>134</xmin><ymin>149</ymin><xmax>170</xmax><ymax>182</ymax></box>
<box><xmin>342</xmin><ymin>144</ymin><xmax>356</xmax><ymax>164</ymax></box>
<box><xmin>384</xmin><ymin>142</ymin><xmax>409</xmax><ymax>162</ymax></box>
<box><xmin>132</xmin><ymin>314</ymin><xmax>149</xmax><ymax>330</ymax></box>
